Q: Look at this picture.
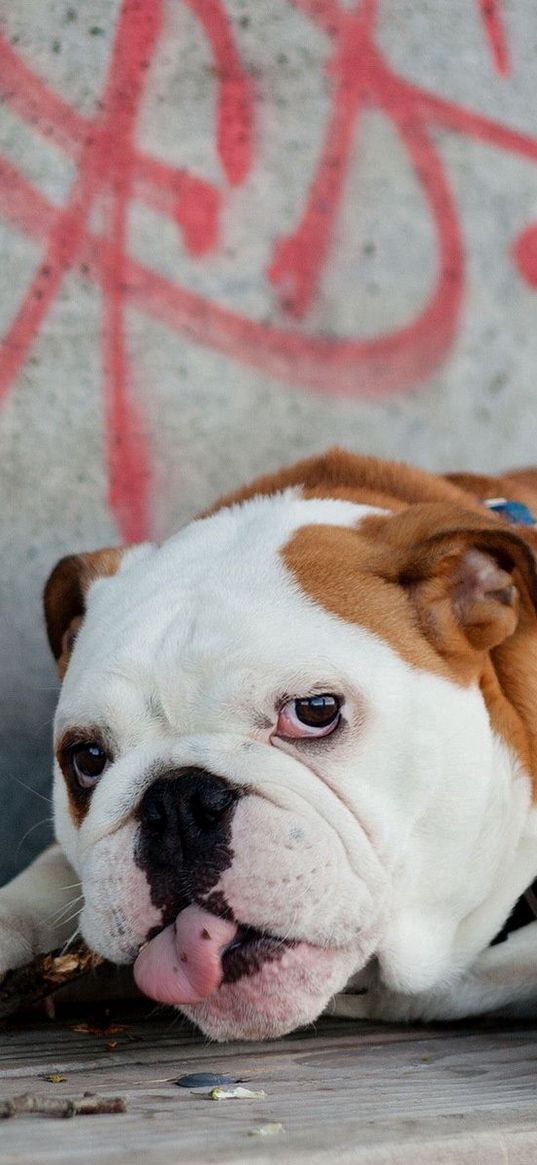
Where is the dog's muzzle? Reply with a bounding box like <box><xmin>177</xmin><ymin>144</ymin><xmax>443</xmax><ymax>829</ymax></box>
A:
<box><xmin>133</xmin><ymin>766</ymin><xmax>246</xmax><ymax>1003</ymax></box>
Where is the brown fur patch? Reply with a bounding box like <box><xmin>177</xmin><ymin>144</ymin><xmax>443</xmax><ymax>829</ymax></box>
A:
<box><xmin>44</xmin><ymin>548</ymin><xmax>124</xmax><ymax>678</ymax></box>
<box><xmin>205</xmin><ymin>447</ymin><xmax>490</xmax><ymax>518</ymax></box>
<box><xmin>207</xmin><ymin>449</ymin><xmax>537</xmax><ymax>550</ymax></box>
<box><xmin>282</xmin><ymin>513</ymin><xmax>537</xmax><ymax>783</ymax></box>
<box><xmin>46</xmin><ymin>549</ymin><xmax>124</xmax><ymax>823</ymax></box>
<box><xmin>283</xmin><ymin>521</ymin><xmax>452</xmax><ymax>677</ymax></box>
<box><xmin>206</xmin><ymin>448</ymin><xmax>537</xmax><ymax>787</ymax></box>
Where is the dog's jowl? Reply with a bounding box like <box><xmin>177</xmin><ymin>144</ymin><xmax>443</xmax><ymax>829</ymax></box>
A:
<box><xmin>2</xmin><ymin>450</ymin><xmax>537</xmax><ymax>1040</ymax></box>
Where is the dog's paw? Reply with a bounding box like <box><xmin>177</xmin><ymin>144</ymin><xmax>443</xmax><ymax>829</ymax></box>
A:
<box><xmin>0</xmin><ymin>913</ymin><xmax>35</xmax><ymax>978</ymax></box>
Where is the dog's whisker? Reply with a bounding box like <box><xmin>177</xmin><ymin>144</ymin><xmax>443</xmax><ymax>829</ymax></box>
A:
<box><xmin>11</xmin><ymin>777</ymin><xmax>53</xmax><ymax>806</ymax></box>
<box><xmin>51</xmin><ymin>905</ymin><xmax>83</xmax><ymax>928</ymax></box>
<box><xmin>60</xmin><ymin>926</ymin><xmax>81</xmax><ymax>955</ymax></box>
<box><xmin>50</xmin><ymin>894</ymin><xmax>84</xmax><ymax>925</ymax></box>
<box><xmin>15</xmin><ymin>817</ymin><xmax>54</xmax><ymax>857</ymax></box>
<box><xmin>55</xmin><ymin>911</ymin><xmax>84</xmax><ymax>934</ymax></box>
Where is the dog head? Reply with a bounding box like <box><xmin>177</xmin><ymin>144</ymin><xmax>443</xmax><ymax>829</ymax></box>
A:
<box><xmin>44</xmin><ymin>453</ymin><xmax>537</xmax><ymax>1040</ymax></box>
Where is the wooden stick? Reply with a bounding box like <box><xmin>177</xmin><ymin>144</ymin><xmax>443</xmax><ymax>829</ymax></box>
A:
<box><xmin>0</xmin><ymin>1092</ymin><xmax>127</xmax><ymax>1118</ymax></box>
<box><xmin>0</xmin><ymin>941</ymin><xmax>105</xmax><ymax>1020</ymax></box>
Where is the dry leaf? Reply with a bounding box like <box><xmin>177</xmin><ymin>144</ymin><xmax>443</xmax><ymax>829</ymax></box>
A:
<box><xmin>210</xmin><ymin>1086</ymin><xmax>266</xmax><ymax>1101</ymax></box>
<box><xmin>43</xmin><ymin>949</ymin><xmax>103</xmax><ymax>985</ymax></box>
<box><xmin>70</xmin><ymin>1022</ymin><xmax>129</xmax><ymax>1037</ymax></box>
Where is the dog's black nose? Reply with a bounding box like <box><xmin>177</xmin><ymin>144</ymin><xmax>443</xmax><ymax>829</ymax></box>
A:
<box><xmin>140</xmin><ymin>767</ymin><xmax>238</xmax><ymax>861</ymax></box>
<box><xmin>136</xmin><ymin>767</ymin><xmax>239</xmax><ymax>922</ymax></box>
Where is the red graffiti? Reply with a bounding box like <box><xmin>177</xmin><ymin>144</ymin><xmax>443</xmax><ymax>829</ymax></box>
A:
<box><xmin>0</xmin><ymin>0</ymin><xmax>254</xmax><ymax>540</ymax></box>
<box><xmin>0</xmin><ymin>0</ymin><xmax>535</xmax><ymax>539</ymax></box>
<box><xmin>512</xmin><ymin>224</ymin><xmax>537</xmax><ymax>289</ymax></box>
<box><xmin>478</xmin><ymin>0</ymin><xmax>510</xmax><ymax>76</ymax></box>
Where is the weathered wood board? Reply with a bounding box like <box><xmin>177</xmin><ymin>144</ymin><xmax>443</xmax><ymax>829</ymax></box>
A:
<box><xmin>1</xmin><ymin>1004</ymin><xmax>537</xmax><ymax>1164</ymax></box>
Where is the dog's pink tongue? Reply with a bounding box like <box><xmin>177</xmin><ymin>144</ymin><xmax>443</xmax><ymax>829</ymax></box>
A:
<box><xmin>133</xmin><ymin>906</ymin><xmax>237</xmax><ymax>1005</ymax></box>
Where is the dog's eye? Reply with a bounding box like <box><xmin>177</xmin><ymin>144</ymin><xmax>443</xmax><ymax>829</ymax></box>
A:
<box><xmin>70</xmin><ymin>743</ymin><xmax>111</xmax><ymax>788</ymax></box>
<box><xmin>276</xmin><ymin>694</ymin><xmax>341</xmax><ymax>740</ymax></box>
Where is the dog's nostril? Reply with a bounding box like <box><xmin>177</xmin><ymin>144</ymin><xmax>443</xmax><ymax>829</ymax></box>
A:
<box><xmin>189</xmin><ymin>785</ymin><xmax>237</xmax><ymax>832</ymax></box>
<box><xmin>140</xmin><ymin>768</ymin><xmax>238</xmax><ymax>842</ymax></box>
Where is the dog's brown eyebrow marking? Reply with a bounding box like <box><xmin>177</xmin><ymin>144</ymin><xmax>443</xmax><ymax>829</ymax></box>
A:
<box><xmin>56</xmin><ymin>727</ymin><xmax>107</xmax><ymax>828</ymax></box>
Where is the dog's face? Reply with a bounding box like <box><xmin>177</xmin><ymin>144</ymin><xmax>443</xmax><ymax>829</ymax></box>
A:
<box><xmin>46</xmin><ymin>486</ymin><xmax>536</xmax><ymax>1040</ymax></box>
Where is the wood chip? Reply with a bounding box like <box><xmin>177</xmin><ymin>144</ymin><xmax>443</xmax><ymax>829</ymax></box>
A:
<box><xmin>0</xmin><ymin>1092</ymin><xmax>127</xmax><ymax>1119</ymax></box>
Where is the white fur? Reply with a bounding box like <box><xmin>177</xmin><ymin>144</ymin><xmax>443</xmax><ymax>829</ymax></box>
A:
<box><xmin>2</xmin><ymin>489</ymin><xmax>537</xmax><ymax>1039</ymax></box>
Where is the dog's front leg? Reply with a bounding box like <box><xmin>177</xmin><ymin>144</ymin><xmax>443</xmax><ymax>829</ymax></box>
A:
<box><xmin>0</xmin><ymin>845</ymin><xmax>81</xmax><ymax>974</ymax></box>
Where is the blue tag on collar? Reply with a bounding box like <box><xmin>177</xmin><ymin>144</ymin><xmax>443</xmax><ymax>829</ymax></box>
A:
<box><xmin>484</xmin><ymin>497</ymin><xmax>537</xmax><ymax>526</ymax></box>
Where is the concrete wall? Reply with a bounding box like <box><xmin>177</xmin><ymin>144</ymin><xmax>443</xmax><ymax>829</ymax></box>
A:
<box><xmin>1</xmin><ymin>0</ymin><xmax>537</xmax><ymax>882</ymax></box>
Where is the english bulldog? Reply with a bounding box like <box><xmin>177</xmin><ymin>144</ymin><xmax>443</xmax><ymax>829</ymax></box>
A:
<box><xmin>3</xmin><ymin>449</ymin><xmax>537</xmax><ymax>1041</ymax></box>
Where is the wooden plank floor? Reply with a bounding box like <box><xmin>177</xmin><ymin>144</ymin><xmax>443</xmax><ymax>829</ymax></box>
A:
<box><xmin>1</xmin><ymin>1001</ymin><xmax>537</xmax><ymax>1164</ymax></box>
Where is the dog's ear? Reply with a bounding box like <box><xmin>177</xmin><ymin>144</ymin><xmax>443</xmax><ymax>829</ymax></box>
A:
<box><xmin>44</xmin><ymin>549</ymin><xmax>124</xmax><ymax>676</ymax></box>
<box><xmin>369</xmin><ymin>504</ymin><xmax>537</xmax><ymax>654</ymax></box>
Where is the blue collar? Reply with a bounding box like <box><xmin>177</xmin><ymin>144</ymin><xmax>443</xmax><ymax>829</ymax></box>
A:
<box><xmin>484</xmin><ymin>497</ymin><xmax>537</xmax><ymax>527</ymax></box>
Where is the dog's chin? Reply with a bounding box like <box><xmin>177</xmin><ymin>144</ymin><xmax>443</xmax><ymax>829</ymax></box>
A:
<box><xmin>179</xmin><ymin>942</ymin><xmax>360</xmax><ymax>1042</ymax></box>
<box><xmin>128</xmin><ymin>902</ymin><xmax>365</xmax><ymax>1041</ymax></box>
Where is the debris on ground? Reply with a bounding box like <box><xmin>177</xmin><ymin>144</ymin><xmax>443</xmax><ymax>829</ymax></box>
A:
<box><xmin>0</xmin><ymin>942</ymin><xmax>104</xmax><ymax>1021</ymax></box>
<box><xmin>248</xmin><ymin>1123</ymin><xmax>285</xmax><ymax>1136</ymax></box>
<box><xmin>176</xmin><ymin>1072</ymin><xmax>234</xmax><ymax>1089</ymax></box>
<box><xmin>0</xmin><ymin>1092</ymin><xmax>127</xmax><ymax>1119</ymax></box>
<box><xmin>209</xmin><ymin>1085</ymin><xmax>267</xmax><ymax>1101</ymax></box>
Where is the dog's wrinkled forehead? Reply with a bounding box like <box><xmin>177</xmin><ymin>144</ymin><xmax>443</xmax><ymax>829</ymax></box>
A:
<box><xmin>56</xmin><ymin>493</ymin><xmax>386</xmax><ymax>727</ymax></box>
